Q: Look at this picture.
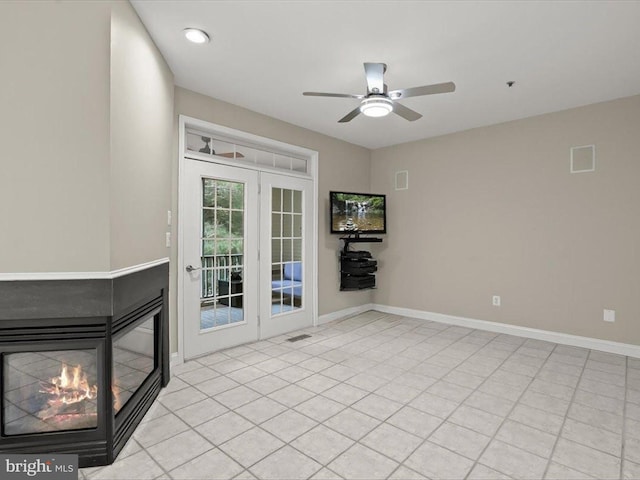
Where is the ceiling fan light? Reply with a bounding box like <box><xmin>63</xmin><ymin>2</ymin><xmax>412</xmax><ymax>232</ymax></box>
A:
<box><xmin>360</xmin><ymin>97</ymin><xmax>393</xmax><ymax>118</ymax></box>
<box><xmin>184</xmin><ymin>28</ymin><xmax>210</xmax><ymax>44</ymax></box>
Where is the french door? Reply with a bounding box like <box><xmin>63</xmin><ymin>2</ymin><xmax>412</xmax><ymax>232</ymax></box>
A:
<box><xmin>182</xmin><ymin>159</ymin><xmax>314</xmax><ymax>359</ymax></box>
<box><xmin>260</xmin><ymin>173</ymin><xmax>314</xmax><ymax>339</ymax></box>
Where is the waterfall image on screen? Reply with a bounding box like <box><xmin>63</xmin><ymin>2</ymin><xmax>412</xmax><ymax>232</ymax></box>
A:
<box><xmin>330</xmin><ymin>192</ymin><xmax>386</xmax><ymax>234</ymax></box>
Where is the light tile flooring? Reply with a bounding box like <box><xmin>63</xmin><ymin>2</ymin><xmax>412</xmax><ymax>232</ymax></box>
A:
<box><xmin>81</xmin><ymin>311</ymin><xmax>640</xmax><ymax>480</ymax></box>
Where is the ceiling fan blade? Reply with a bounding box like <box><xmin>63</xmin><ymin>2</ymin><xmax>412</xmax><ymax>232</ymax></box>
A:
<box><xmin>303</xmin><ymin>92</ymin><xmax>364</xmax><ymax>99</ymax></box>
<box><xmin>363</xmin><ymin>63</ymin><xmax>385</xmax><ymax>94</ymax></box>
<box><xmin>389</xmin><ymin>81</ymin><xmax>456</xmax><ymax>99</ymax></box>
<box><xmin>392</xmin><ymin>102</ymin><xmax>423</xmax><ymax>121</ymax></box>
<box><xmin>338</xmin><ymin>106</ymin><xmax>362</xmax><ymax>123</ymax></box>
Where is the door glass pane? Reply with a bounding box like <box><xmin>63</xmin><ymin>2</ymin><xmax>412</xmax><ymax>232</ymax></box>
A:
<box><xmin>272</xmin><ymin>238</ymin><xmax>281</xmax><ymax>264</ymax></box>
<box><xmin>283</xmin><ymin>239</ymin><xmax>293</xmax><ymax>262</ymax></box>
<box><xmin>293</xmin><ymin>239</ymin><xmax>302</xmax><ymax>262</ymax></box>
<box><xmin>215</xmin><ymin>240</ymin><xmax>229</xmax><ymax>256</ymax></box>
<box><xmin>271</xmin><ymin>187</ymin><xmax>303</xmax><ymax>316</ymax></box>
<box><xmin>293</xmin><ymin>190</ymin><xmax>302</xmax><ymax>213</ymax></box>
<box><xmin>216</xmin><ymin>210</ymin><xmax>230</xmax><ymax>238</ymax></box>
<box><xmin>293</xmin><ymin>215</ymin><xmax>302</xmax><ymax>237</ymax></box>
<box><xmin>283</xmin><ymin>213</ymin><xmax>293</xmax><ymax>237</ymax></box>
<box><xmin>216</xmin><ymin>182</ymin><xmax>230</xmax><ymax>209</ymax></box>
<box><xmin>230</xmin><ymin>183</ymin><xmax>244</xmax><ymax>209</ymax></box>
<box><xmin>283</xmin><ymin>190</ymin><xmax>293</xmax><ymax>213</ymax></box>
<box><xmin>231</xmin><ymin>211</ymin><xmax>243</xmax><ymax>237</ymax></box>
<box><xmin>203</xmin><ymin>210</ymin><xmax>215</xmax><ymax>238</ymax></box>
<box><xmin>230</xmin><ymin>240</ymin><xmax>243</xmax><ymax>257</ymax></box>
<box><xmin>202</xmin><ymin>240</ymin><xmax>214</xmax><ymax>256</ymax></box>
<box><xmin>272</xmin><ymin>188</ymin><xmax>282</xmax><ymax>212</ymax></box>
<box><xmin>203</xmin><ymin>180</ymin><xmax>215</xmax><ymax>207</ymax></box>
<box><xmin>200</xmin><ymin>178</ymin><xmax>245</xmax><ymax>331</ymax></box>
<box><xmin>272</xmin><ymin>213</ymin><xmax>282</xmax><ymax>237</ymax></box>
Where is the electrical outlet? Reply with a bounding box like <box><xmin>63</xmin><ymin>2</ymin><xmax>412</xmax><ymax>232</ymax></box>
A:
<box><xmin>603</xmin><ymin>309</ymin><xmax>615</xmax><ymax>323</ymax></box>
<box><xmin>492</xmin><ymin>295</ymin><xmax>501</xmax><ymax>307</ymax></box>
<box><xmin>165</xmin><ymin>232</ymin><xmax>171</xmax><ymax>248</ymax></box>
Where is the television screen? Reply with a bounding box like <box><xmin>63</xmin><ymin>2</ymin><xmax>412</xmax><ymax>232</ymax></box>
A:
<box><xmin>330</xmin><ymin>191</ymin><xmax>387</xmax><ymax>234</ymax></box>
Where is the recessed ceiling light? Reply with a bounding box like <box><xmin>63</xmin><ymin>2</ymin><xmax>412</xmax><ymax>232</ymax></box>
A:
<box><xmin>360</xmin><ymin>97</ymin><xmax>393</xmax><ymax>118</ymax></box>
<box><xmin>183</xmin><ymin>28</ymin><xmax>210</xmax><ymax>44</ymax></box>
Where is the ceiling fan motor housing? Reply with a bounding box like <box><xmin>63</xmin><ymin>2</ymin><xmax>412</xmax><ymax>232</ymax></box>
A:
<box><xmin>360</xmin><ymin>96</ymin><xmax>393</xmax><ymax>117</ymax></box>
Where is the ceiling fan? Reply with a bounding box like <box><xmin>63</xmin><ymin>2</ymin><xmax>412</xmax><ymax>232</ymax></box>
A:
<box><xmin>303</xmin><ymin>62</ymin><xmax>455</xmax><ymax>123</ymax></box>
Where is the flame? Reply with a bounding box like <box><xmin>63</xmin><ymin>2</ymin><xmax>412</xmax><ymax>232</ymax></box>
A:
<box><xmin>38</xmin><ymin>363</ymin><xmax>98</xmax><ymax>420</ymax></box>
<box><xmin>112</xmin><ymin>383</ymin><xmax>122</xmax><ymax>412</ymax></box>
<box><xmin>49</xmin><ymin>364</ymin><xmax>98</xmax><ymax>404</ymax></box>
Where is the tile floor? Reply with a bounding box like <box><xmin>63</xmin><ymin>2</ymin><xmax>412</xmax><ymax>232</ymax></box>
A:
<box><xmin>81</xmin><ymin>311</ymin><xmax>640</xmax><ymax>479</ymax></box>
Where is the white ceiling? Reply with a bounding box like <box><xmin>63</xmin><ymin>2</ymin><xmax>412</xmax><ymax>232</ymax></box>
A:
<box><xmin>131</xmin><ymin>1</ymin><xmax>640</xmax><ymax>150</ymax></box>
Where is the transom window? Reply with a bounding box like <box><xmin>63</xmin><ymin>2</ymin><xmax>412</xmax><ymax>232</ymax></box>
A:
<box><xmin>186</xmin><ymin>129</ymin><xmax>309</xmax><ymax>175</ymax></box>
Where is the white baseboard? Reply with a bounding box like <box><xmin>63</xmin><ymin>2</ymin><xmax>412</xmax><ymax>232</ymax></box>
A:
<box><xmin>372</xmin><ymin>304</ymin><xmax>640</xmax><ymax>359</ymax></box>
<box><xmin>170</xmin><ymin>351</ymin><xmax>182</xmax><ymax>368</ymax></box>
<box><xmin>318</xmin><ymin>303</ymin><xmax>375</xmax><ymax>325</ymax></box>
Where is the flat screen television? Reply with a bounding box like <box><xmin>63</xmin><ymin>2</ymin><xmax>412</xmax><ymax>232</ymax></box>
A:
<box><xmin>330</xmin><ymin>191</ymin><xmax>387</xmax><ymax>234</ymax></box>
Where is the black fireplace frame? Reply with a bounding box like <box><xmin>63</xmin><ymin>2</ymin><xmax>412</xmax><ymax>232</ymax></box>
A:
<box><xmin>0</xmin><ymin>262</ymin><xmax>170</xmax><ymax>467</ymax></box>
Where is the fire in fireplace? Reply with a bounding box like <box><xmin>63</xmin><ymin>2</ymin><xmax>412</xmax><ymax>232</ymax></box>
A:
<box><xmin>38</xmin><ymin>362</ymin><xmax>98</xmax><ymax>425</ymax></box>
<box><xmin>4</xmin><ymin>350</ymin><xmax>100</xmax><ymax>435</ymax></box>
<box><xmin>44</xmin><ymin>363</ymin><xmax>98</xmax><ymax>408</ymax></box>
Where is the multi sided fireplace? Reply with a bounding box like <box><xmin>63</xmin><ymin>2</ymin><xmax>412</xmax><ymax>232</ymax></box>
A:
<box><xmin>0</xmin><ymin>263</ymin><xmax>169</xmax><ymax>467</ymax></box>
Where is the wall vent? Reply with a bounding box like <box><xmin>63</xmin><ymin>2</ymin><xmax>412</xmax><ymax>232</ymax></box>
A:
<box><xmin>570</xmin><ymin>145</ymin><xmax>595</xmax><ymax>173</ymax></box>
<box><xmin>395</xmin><ymin>170</ymin><xmax>409</xmax><ymax>190</ymax></box>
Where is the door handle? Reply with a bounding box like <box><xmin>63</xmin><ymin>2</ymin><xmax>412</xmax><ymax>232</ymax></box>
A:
<box><xmin>185</xmin><ymin>264</ymin><xmax>201</xmax><ymax>272</ymax></box>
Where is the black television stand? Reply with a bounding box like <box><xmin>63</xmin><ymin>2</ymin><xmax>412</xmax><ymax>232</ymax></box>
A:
<box><xmin>339</xmin><ymin>236</ymin><xmax>382</xmax><ymax>290</ymax></box>
<box><xmin>340</xmin><ymin>235</ymin><xmax>383</xmax><ymax>253</ymax></box>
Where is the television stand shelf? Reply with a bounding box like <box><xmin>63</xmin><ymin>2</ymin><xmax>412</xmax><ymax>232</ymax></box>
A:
<box><xmin>339</xmin><ymin>236</ymin><xmax>382</xmax><ymax>291</ymax></box>
<box><xmin>340</xmin><ymin>236</ymin><xmax>383</xmax><ymax>251</ymax></box>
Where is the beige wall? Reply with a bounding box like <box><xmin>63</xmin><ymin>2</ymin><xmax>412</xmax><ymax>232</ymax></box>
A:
<box><xmin>110</xmin><ymin>1</ymin><xmax>174</xmax><ymax>270</ymax></box>
<box><xmin>371</xmin><ymin>95</ymin><xmax>640</xmax><ymax>344</ymax></box>
<box><xmin>0</xmin><ymin>1</ymin><xmax>111</xmax><ymax>272</ymax></box>
<box><xmin>0</xmin><ymin>1</ymin><xmax>174</xmax><ymax>274</ymax></box>
<box><xmin>171</xmin><ymin>87</ymin><xmax>372</xmax><ymax>351</ymax></box>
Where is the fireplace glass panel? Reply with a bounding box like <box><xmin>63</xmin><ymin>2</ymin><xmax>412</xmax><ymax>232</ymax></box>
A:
<box><xmin>112</xmin><ymin>316</ymin><xmax>155</xmax><ymax>414</ymax></box>
<box><xmin>3</xmin><ymin>349</ymin><xmax>98</xmax><ymax>435</ymax></box>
